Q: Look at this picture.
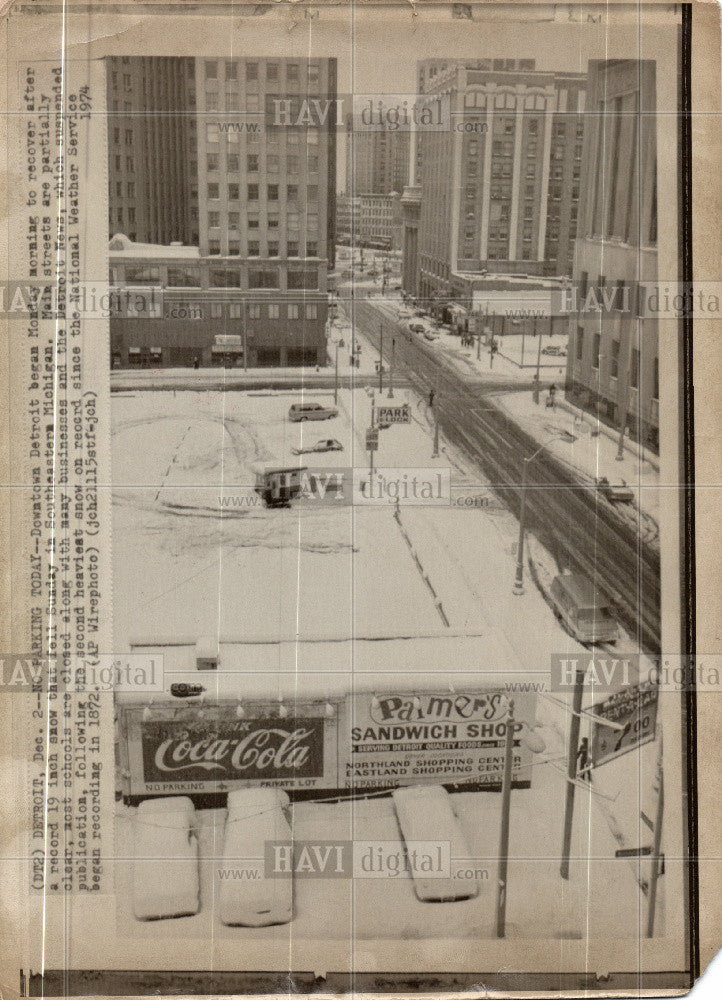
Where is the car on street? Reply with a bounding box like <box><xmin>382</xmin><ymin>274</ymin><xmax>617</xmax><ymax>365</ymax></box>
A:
<box><xmin>542</xmin><ymin>344</ymin><xmax>567</xmax><ymax>357</ymax></box>
<box><xmin>292</xmin><ymin>438</ymin><xmax>344</xmax><ymax>455</ymax></box>
<box><xmin>549</xmin><ymin>572</ymin><xmax>619</xmax><ymax>644</ymax></box>
<box><xmin>288</xmin><ymin>402</ymin><xmax>339</xmax><ymax>422</ymax></box>
<box><xmin>595</xmin><ymin>476</ymin><xmax>635</xmax><ymax>504</ymax></box>
<box><xmin>423</xmin><ymin>330</ymin><xmax>439</xmax><ymax>342</ymax></box>
<box><xmin>409</xmin><ymin>322</ymin><xmax>425</xmax><ymax>333</ymax></box>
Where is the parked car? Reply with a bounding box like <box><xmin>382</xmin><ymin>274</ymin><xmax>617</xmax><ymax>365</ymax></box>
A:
<box><xmin>595</xmin><ymin>476</ymin><xmax>635</xmax><ymax>504</ymax></box>
<box><xmin>549</xmin><ymin>572</ymin><xmax>619</xmax><ymax>644</ymax></box>
<box><xmin>288</xmin><ymin>402</ymin><xmax>339</xmax><ymax>422</ymax></box>
<box><xmin>292</xmin><ymin>438</ymin><xmax>344</xmax><ymax>455</ymax></box>
<box><xmin>409</xmin><ymin>322</ymin><xmax>425</xmax><ymax>333</ymax></box>
<box><xmin>542</xmin><ymin>345</ymin><xmax>567</xmax><ymax>357</ymax></box>
<box><xmin>423</xmin><ymin>330</ymin><xmax>439</xmax><ymax>342</ymax></box>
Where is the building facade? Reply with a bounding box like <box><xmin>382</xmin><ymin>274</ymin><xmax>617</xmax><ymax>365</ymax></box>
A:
<box><xmin>109</xmin><ymin>235</ymin><xmax>328</xmax><ymax>368</ymax></box>
<box><xmin>336</xmin><ymin>194</ymin><xmax>361</xmax><ymax>243</ymax></box>
<box><xmin>565</xmin><ymin>60</ymin><xmax>659</xmax><ymax>451</ymax></box>
<box><xmin>107</xmin><ymin>56</ymin><xmax>337</xmax><ymax>367</ymax></box>
<box><xmin>412</xmin><ymin>60</ymin><xmax>585</xmax><ymax>308</ymax></box>
<box><xmin>194</xmin><ymin>57</ymin><xmax>336</xmax><ymax>271</ymax></box>
<box><xmin>106</xmin><ymin>56</ymin><xmax>197</xmax><ymax>245</ymax></box>
<box><xmin>345</xmin><ymin>126</ymin><xmax>410</xmax><ymax>196</ymax></box>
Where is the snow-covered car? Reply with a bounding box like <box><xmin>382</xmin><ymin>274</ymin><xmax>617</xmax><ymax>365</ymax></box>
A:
<box><xmin>288</xmin><ymin>402</ymin><xmax>339</xmax><ymax>422</ymax></box>
<box><xmin>595</xmin><ymin>476</ymin><xmax>635</xmax><ymax>504</ymax></box>
<box><xmin>542</xmin><ymin>344</ymin><xmax>567</xmax><ymax>357</ymax></box>
<box><xmin>409</xmin><ymin>322</ymin><xmax>425</xmax><ymax>333</ymax></box>
<box><xmin>292</xmin><ymin>438</ymin><xmax>344</xmax><ymax>455</ymax></box>
<box><xmin>423</xmin><ymin>330</ymin><xmax>439</xmax><ymax>342</ymax></box>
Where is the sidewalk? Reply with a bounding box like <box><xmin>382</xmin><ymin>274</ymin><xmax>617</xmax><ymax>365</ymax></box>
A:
<box><xmin>492</xmin><ymin>387</ymin><xmax>660</xmax><ymax>523</ymax></box>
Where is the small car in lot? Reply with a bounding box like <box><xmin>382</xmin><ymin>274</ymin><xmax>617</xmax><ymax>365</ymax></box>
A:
<box><xmin>288</xmin><ymin>402</ymin><xmax>339</xmax><ymax>422</ymax></box>
<box><xmin>595</xmin><ymin>476</ymin><xmax>635</xmax><ymax>504</ymax></box>
<box><xmin>292</xmin><ymin>438</ymin><xmax>344</xmax><ymax>455</ymax></box>
<box><xmin>549</xmin><ymin>572</ymin><xmax>619</xmax><ymax>644</ymax></box>
<box><xmin>542</xmin><ymin>344</ymin><xmax>567</xmax><ymax>357</ymax></box>
<box><xmin>409</xmin><ymin>322</ymin><xmax>425</xmax><ymax>333</ymax></box>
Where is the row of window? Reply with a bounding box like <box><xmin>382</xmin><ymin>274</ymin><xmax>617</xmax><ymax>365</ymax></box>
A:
<box><xmin>208</xmin><ymin>211</ymin><xmax>318</xmax><ymax>229</ymax></box>
<box><xmin>204</xmin><ymin>60</ymin><xmax>322</xmax><ymax>86</ymax></box>
<box><xmin>117</xmin><ymin>265</ymin><xmax>319</xmax><ymax>290</ymax></box>
<box><xmin>206</xmin><ymin>240</ymin><xmax>319</xmax><ymax>258</ymax></box>
<box><xmin>207</xmin><ymin>150</ymin><xmax>319</xmax><ymax>173</ymax></box>
<box><xmin>206</xmin><ymin>183</ymin><xmax>319</xmax><ymax>202</ymax></box>
<box><xmin>578</xmin><ymin>328</ymin><xmax>658</xmax><ymax>397</ymax></box>
<box><xmin>463</xmin><ymin>91</ymin><xmax>549</xmax><ymax>111</ymax></box>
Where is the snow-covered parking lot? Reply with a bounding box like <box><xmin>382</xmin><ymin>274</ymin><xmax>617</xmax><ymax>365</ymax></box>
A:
<box><xmin>111</xmin><ymin>387</ymin><xmax>663</xmax><ymax>944</ymax></box>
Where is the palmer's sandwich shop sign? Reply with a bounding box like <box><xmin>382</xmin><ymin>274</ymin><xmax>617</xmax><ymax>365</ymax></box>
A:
<box><xmin>346</xmin><ymin>689</ymin><xmax>537</xmax><ymax>791</ymax></box>
<box><xmin>119</xmin><ymin>702</ymin><xmax>340</xmax><ymax>798</ymax></box>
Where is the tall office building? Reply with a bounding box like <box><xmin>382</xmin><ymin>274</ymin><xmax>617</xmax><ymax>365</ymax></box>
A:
<box><xmin>195</xmin><ymin>57</ymin><xmax>336</xmax><ymax>269</ymax></box>
<box><xmin>410</xmin><ymin>60</ymin><xmax>585</xmax><ymax>306</ymax></box>
<box><xmin>107</xmin><ymin>56</ymin><xmax>338</xmax><ymax>368</ymax></box>
<box><xmin>565</xmin><ymin>60</ymin><xmax>659</xmax><ymax>451</ymax></box>
<box><xmin>106</xmin><ymin>56</ymin><xmax>197</xmax><ymax>245</ymax></box>
<box><xmin>345</xmin><ymin>125</ymin><xmax>410</xmax><ymax>196</ymax></box>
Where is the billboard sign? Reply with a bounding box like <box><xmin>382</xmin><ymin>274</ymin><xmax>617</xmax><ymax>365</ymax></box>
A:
<box><xmin>345</xmin><ymin>689</ymin><xmax>537</xmax><ymax>792</ymax></box>
<box><xmin>122</xmin><ymin>701</ymin><xmax>339</xmax><ymax>796</ymax></box>
<box><xmin>590</xmin><ymin>681</ymin><xmax>658</xmax><ymax>767</ymax></box>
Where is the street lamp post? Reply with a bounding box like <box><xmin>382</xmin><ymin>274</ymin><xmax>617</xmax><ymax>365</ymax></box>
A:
<box><xmin>513</xmin><ymin>435</ymin><xmax>568</xmax><ymax>595</ymax></box>
<box><xmin>432</xmin><ymin>391</ymin><xmax>440</xmax><ymax>458</ymax></box>
<box><xmin>334</xmin><ymin>340</ymin><xmax>340</xmax><ymax>406</ymax></box>
<box><xmin>533</xmin><ymin>316</ymin><xmax>542</xmax><ymax>404</ymax></box>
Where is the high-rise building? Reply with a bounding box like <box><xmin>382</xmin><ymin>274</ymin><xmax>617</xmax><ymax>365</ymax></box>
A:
<box><xmin>410</xmin><ymin>60</ymin><xmax>585</xmax><ymax>307</ymax></box>
<box><xmin>565</xmin><ymin>60</ymin><xmax>659</xmax><ymax>451</ymax></box>
<box><xmin>345</xmin><ymin>124</ymin><xmax>410</xmax><ymax>196</ymax></box>
<box><xmin>195</xmin><ymin>57</ymin><xmax>336</xmax><ymax>270</ymax></box>
<box><xmin>107</xmin><ymin>56</ymin><xmax>338</xmax><ymax>368</ymax></box>
<box><xmin>106</xmin><ymin>56</ymin><xmax>197</xmax><ymax>245</ymax></box>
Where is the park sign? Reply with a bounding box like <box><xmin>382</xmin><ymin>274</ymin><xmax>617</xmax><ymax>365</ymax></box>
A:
<box><xmin>345</xmin><ymin>688</ymin><xmax>537</xmax><ymax>792</ymax></box>
<box><xmin>590</xmin><ymin>680</ymin><xmax>658</xmax><ymax>767</ymax></box>
<box><xmin>376</xmin><ymin>403</ymin><xmax>411</xmax><ymax>425</ymax></box>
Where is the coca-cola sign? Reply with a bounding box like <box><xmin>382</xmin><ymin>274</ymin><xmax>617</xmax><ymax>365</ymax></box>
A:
<box><xmin>134</xmin><ymin>714</ymin><xmax>327</xmax><ymax>790</ymax></box>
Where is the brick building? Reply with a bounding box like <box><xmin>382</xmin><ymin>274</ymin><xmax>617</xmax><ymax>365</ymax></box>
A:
<box><xmin>109</xmin><ymin>234</ymin><xmax>328</xmax><ymax>368</ymax></box>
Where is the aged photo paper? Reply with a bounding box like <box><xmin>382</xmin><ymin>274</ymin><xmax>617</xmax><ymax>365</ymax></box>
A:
<box><xmin>0</xmin><ymin>0</ymin><xmax>720</xmax><ymax>996</ymax></box>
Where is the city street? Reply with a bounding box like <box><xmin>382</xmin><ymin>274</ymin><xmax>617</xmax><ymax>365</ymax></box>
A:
<box><xmin>343</xmin><ymin>286</ymin><xmax>661</xmax><ymax>654</ymax></box>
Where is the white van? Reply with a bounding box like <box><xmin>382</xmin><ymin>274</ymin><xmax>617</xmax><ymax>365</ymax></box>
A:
<box><xmin>549</xmin><ymin>573</ymin><xmax>619</xmax><ymax>644</ymax></box>
<box><xmin>288</xmin><ymin>402</ymin><xmax>339</xmax><ymax>422</ymax></box>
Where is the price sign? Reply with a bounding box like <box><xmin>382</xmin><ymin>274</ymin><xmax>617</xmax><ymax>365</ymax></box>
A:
<box><xmin>591</xmin><ymin>681</ymin><xmax>658</xmax><ymax>767</ymax></box>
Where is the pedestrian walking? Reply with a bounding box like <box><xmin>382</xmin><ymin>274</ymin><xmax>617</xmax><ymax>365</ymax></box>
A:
<box><xmin>576</xmin><ymin>737</ymin><xmax>593</xmax><ymax>783</ymax></box>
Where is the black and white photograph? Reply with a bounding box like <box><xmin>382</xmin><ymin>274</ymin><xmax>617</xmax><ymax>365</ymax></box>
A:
<box><xmin>0</xmin><ymin>1</ymin><xmax>717</xmax><ymax>996</ymax></box>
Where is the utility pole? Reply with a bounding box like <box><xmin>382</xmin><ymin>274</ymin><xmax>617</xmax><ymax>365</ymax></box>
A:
<box><xmin>379</xmin><ymin>324</ymin><xmax>384</xmax><ymax>394</ymax></box>
<box><xmin>646</xmin><ymin>726</ymin><xmax>664</xmax><ymax>938</ymax></box>
<box><xmin>495</xmin><ymin>699</ymin><xmax>516</xmax><ymax>938</ymax></box>
<box><xmin>432</xmin><ymin>390</ymin><xmax>439</xmax><ymax>458</ymax></box>
<box><xmin>560</xmin><ymin>666</ymin><xmax>585</xmax><ymax>880</ymax></box>
<box><xmin>388</xmin><ymin>337</ymin><xmax>395</xmax><ymax>399</ymax></box>
<box><xmin>533</xmin><ymin>316</ymin><xmax>542</xmax><ymax>404</ymax></box>
<box><xmin>512</xmin><ymin>456</ymin><xmax>530</xmax><ymax>596</ymax></box>
<box><xmin>369</xmin><ymin>392</ymin><xmax>377</xmax><ymax>485</ymax></box>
